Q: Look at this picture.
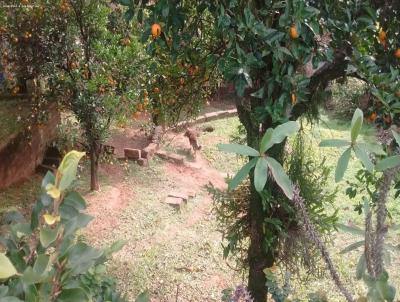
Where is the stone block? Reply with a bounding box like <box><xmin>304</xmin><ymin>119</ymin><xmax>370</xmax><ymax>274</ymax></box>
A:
<box><xmin>124</xmin><ymin>148</ymin><xmax>141</xmax><ymax>160</ymax></box>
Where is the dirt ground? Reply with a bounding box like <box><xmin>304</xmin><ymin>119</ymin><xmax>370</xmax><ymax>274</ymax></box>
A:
<box><xmin>81</xmin><ymin>118</ymin><xmax>243</xmax><ymax>301</ymax></box>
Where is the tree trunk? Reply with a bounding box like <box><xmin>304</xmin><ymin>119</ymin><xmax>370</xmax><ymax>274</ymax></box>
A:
<box><xmin>90</xmin><ymin>141</ymin><xmax>100</xmax><ymax>191</ymax></box>
<box><xmin>235</xmin><ymin>99</ymin><xmax>275</xmax><ymax>301</ymax></box>
<box><xmin>247</xmin><ymin>183</ymin><xmax>274</xmax><ymax>302</ymax></box>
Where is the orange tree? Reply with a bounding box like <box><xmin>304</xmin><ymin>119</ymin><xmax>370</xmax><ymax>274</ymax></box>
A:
<box><xmin>0</xmin><ymin>0</ymin><xmax>146</xmax><ymax>190</ymax></box>
<box><xmin>120</xmin><ymin>0</ymin><xmax>400</xmax><ymax>300</ymax></box>
<box><xmin>123</xmin><ymin>0</ymin><xmax>222</xmax><ymax>128</ymax></box>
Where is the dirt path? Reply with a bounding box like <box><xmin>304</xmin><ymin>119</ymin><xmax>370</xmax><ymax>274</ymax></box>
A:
<box><xmin>83</xmin><ymin>126</ymin><xmax>241</xmax><ymax>301</ymax></box>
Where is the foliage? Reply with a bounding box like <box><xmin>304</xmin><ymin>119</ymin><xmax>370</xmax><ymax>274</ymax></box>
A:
<box><xmin>0</xmin><ymin>151</ymin><xmax>127</xmax><ymax>301</ymax></box>
<box><xmin>210</xmin><ymin>131</ymin><xmax>338</xmax><ymax>275</ymax></box>
<box><xmin>218</xmin><ymin>121</ymin><xmax>300</xmax><ymax>197</ymax></box>
<box><xmin>0</xmin><ymin>0</ymin><xmax>147</xmax><ymax>190</ymax></box>
<box><xmin>208</xmin><ymin>182</ymin><xmax>251</xmax><ymax>268</ymax></box>
<box><xmin>328</xmin><ymin>78</ymin><xmax>369</xmax><ymax>119</ymax></box>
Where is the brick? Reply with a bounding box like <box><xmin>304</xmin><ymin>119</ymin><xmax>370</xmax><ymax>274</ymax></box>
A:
<box><xmin>137</xmin><ymin>158</ymin><xmax>148</xmax><ymax>166</ymax></box>
<box><xmin>164</xmin><ymin>196</ymin><xmax>185</xmax><ymax>210</ymax></box>
<box><xmin>141</xmin><ymin>143</ymin><xmax>158</xmax><ymax>159</ymax></box>
<box><xmin>124</xmin><ymin>148</ymin><xmax>141</xmax><ymax>160</ymax></box>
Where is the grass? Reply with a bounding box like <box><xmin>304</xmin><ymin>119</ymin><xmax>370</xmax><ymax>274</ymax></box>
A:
<box><xmin>199</xmin><ymin>117</ymin><xmax>246</xmax><ymax>174</ymax></box>
<box><xmin>1</xmin><ymin>110</ymin><xmax>399</xmax><ymax>302</ymax></box>
<box><xmin>0</xmin><ymin>99</ymin><xmax>30</xmax><ymax>143</ymax></box>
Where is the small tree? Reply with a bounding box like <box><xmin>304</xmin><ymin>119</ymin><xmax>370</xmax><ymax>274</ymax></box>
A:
<box><xmin>1</xmin><ymin>0</ymin><xmax>145</xmax><ymax>190</ymax></box>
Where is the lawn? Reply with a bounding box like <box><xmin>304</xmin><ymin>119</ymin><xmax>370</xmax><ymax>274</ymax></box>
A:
<box><xmin>0</xmin><ymin>114</ymin><xmax>398</xmax><ymax>302</ymax></box>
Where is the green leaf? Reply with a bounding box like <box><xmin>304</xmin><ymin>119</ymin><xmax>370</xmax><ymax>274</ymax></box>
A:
<box><xmin>58</xmin><ymin>151</ymin><xmax>86</xmax><ymax>191</ymax></box>
<box><xmin>268</xmin><ymin>121</ymin><xmax>299</xmax><ymax>150</ymax></box>
<box><xmin>265</xmin><ymin>157</ymin><xmax>293</xmax><ymax>199</ymax></box>
<box><xmin>337</xmin><ymin>223</ymin><xmax>364</xmax><ymax>236</ymax></box>
<box><xmin>104</xmin><ymin>240</ymin><xmax>127</xmax><ymax>257</ymax></box>
<box><xmin>250</xmin><ymin>87</ymin><xmax>264</xmax><ymax>99</ymax></box>
<box><xmin>21</xmin><ymin>254</ymin><xmax>50</xmax><ymax>285</ymax></box>
<box><xmin>376</xmin><ymin>156</ymin><xmax>400</xmax><ymax>172</ymax></box>
<box><xmin>228</xmin><ymin>158</ymin><xmax>258</xmax><ymax>191</ymax></box>
<box><xmin>356</xmin><ymin>254</ymin><xmax>366</xmax><ymax>280</ymax></box>
<box><xmin>353</xmin><ymin>145</ymin><xmax>374</xmax><ymax>172</ymax></box>
<box><xmin>259</xmin><ymin>128</ymin><xmax>273</xmax><ymax>154</ymax></box>
<box><xmin>392</xmin><ymin>129</ymin><xmax>400</xmax><ymax>146</ymax></box>
<box><xmin>358</xmin><ymin>143</ymin><xmax>386</xmax><ymax>155</ymax></box>
<box><xmin>254</xmin><ymin>157</ymin><xmax>269</xmax><ymax>192</ymax></box>
<box><xmin>335</xmin><ymin>148</ymin><xmax>352</xmax><ymax>182</ymax></box>
<box><xmin>218</xmin><ymin>143</ymin><xmax>260</xmax><ymax>157</ymax></box>
<box><xmin>57</xmin><ymin>288</ymin><xmax>89</xmax><ymax>302</ymax></box>
<box><xmin>41</xmin><ymin>171</ymin><xmax>55</xmax><ymax>190</ymax></box>
<box><xmin>340</xmin><ymin>240</ymin><xmax>364</xmax><ymax>254</ymax></box>
<box><xmin>0</xmin><ymin>254</ymin><xmax>17</xmax><ymax>279</ymax></box>
<box><xmin>40</xmin><ymin>227</ymin><xmax>59</xmax><ymax>248</ymax></box>
<box><xmin>0</xmin><ymin>297</ymin><xmax>24</xmax><ymax>302</ymax></box>
<box><xmin>63</xmin><ymin>191</ymin><xmax>86</xmax><ymax>210</ymax></box>
<box><xmin>319</xmin><ymin>139</ymin><xmax>350</xmax><ymax>148</ymax></box>
<box><xmin>350</xmin><ymin>108</ymin><xmax>363</xmax><ymax>143</ymax></box>
<box><xmin>136</xmin><ymin>290</ymin><xmax>150</xmax><ymax>302</ymax></box>
<box><xmin>66</xmin><ymin>243</ymin><xmax>103</xmax><ymax>275</ymax></box>
<box><xmin>0</xmin><ymin>285</ymin><xmax>8</xmax><ymax>297</ymax></box>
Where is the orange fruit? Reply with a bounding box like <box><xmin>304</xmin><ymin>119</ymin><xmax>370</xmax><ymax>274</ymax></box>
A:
<box><xmin>143</xmin><ymin>90</ymin><xmax>148</xmax><ymax>97</ymax></box>
<box><xmin>378</xmin><ymin>29</ymin><xmax>386</xmax><ymax>42</ymax></box>
<box><xmin>369</xmin><ymin>112</ymin><xmax>377</xmax><ymax>122</ymax></box>
<box><xmin>289</xmin><ymin>25</ymin><xmax>299</xmax><ymax>39</ymax></box>
<box><xmin>291</xmin><ymin>93</ymin><xmax>297</xmax><ymax>105</ymax></box>
<box><xmin>21</xmin><ymin>0</ymin><xmax>29</xmax><ymax>4</ymax></box>
<box><xmin>153</xmin><ymin>87</ymin><xmax>160</xmax><ymax>94</ymax></box>
<box><xmin>151</xmin><ymin>23</ymin><xmax>161</xmax><ymax>38</ymax></box>
<box><xmin>395</xmin><ymin>48</ymin><xmax>400</xmax><ymax>59</ymax></box>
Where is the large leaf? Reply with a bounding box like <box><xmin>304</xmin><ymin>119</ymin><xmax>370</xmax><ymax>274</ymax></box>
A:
<box><xmin>66</xmin><ymin>243</ymin><xmax>103</xmax><ymax>275</ymax></box>
<box><xmin>376</xmin><ymin>156</ymin><xmax>400</xmax><ymax>172</ymax></box>
<box><xmin>63</xmin><ymin>213</ymin><xmax>93</xmax><ymax>237</ymax></box>
<box><xmin>392</xmin><ymin>129</ymin><xmax>400</xmax><ymax>146</ymax></box>
<box><xmin>254</xmin><ymin>157</ymin><xmax>269</xmax><ymax>192</ymax></box>
<box><xmin>57</xmin><ymin>288</ymin><xmax>89</xmax><ymax>302</ymax></box>
<box><xmin>319</xmin><ymin>139</ymin><xmax>350</xmax><ymax>148</ymax></box>
<box><xmin>63</xmin><ymin>191</ymin><xmax>86</xmax><ymax>210</ymax></box>
<box><xmin>350</xmin><ymin>108</ymin><xmax>363</xmax><ymax>143</ymax></box>
<box><xmin>228</xmin><ymin>157</ymin><xmax>258</xmax><ymax>191</ymax></box>
<box><xmin>0</xmin><ymin>254</ymin><xmax>17</xmax><ymax>279</ymax></box>
<box><xmin>259</xmin><ymin>128</ymin><xmax>274</xmax><ymax>153</ymax></box>
<box><xmin>40</xmin><ymin>226</ymin><xmax>59</xmax><ymax>248</ymax></box>
<box><xmin>356</xmin><ymin>254</ymin><xmax>366</xmax><ymax>280</ymax></box>
<box><xmin>337</xmin><ymin>223</ymin><xmax>364</xmax><ymax>236</ymax></box>
<box><xmin>340</xmin><ymin>240</ymin><xmax>364</xmax><ymax>254</ymax></box>
<box><xmin>265</xmin><ymin>121</ymin><xmax>299</xmax><ymax>151</ymax></box>
<box><xmin>0</xmin><ymin>297</ymin><xmax>24</xmax><ymax>302</ymax></box>
<box><xmin>335</xmin><ymin>148</ymin><xmax>352</xmax><ymax>182</ymax></box>
<box><xmin>21</xmin><ymin>254</ymin><xmax>50</xmax><ymax>285</ymax></box>
<box><xmin>57</xmin><ymin>151</ymin><xmax>86</xmax><ymax>191</ymax></box>
<box><xmin>218</xmin><ymin>143</ymin><xmax>260</xmax><ymax>157</ymax></box>
<box><xmin>265</xmin><ymin>157</ymin><xmax>293</xmax><ymax>199</ymax></box>
<box><xmin>353</xmin><ymin>145</ymin><xmax>374</xmax><ymax>172</ymax></box>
